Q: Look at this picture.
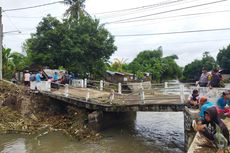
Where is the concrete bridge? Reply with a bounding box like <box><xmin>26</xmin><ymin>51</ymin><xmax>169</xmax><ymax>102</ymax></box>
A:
<box><xmin>40</xmin><ymin>86</ymin><xmax>185</xmax><ymax>112</ymax></box>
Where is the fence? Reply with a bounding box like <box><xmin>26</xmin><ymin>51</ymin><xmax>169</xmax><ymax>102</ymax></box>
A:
<box><xmin>47</xmin><ymin>79</ymin><xmax>230</xmax><ymax>104</ymax></box>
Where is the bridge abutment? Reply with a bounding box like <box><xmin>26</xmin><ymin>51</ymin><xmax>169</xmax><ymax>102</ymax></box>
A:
<box><xmin>87</xmin><ymin>111</ymin><xmax>136</xmax><ymax>131</ymax></box>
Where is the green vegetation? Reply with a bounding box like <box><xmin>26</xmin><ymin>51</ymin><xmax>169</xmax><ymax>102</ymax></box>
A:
<box><xmin>217</xmin><ymin>44</ymin><xmax>230</xmax><ymax>69</ymax></box>
<box><xmin>2</xmin><ymin>0</ymin><xmax>229</xmax><ymax>82</ymax></box>
<box><xmin>2</xmin><ymin>47</ymin><xmax>27</xmax><ymax>79</ymax></box>
<box><xmin>23</xmin><ymin>14</ymin><xmax>116</xmax><ymax>78</ymax></box>
<box><xmin>182</xmin><ymin>52</ymin><xmax>217</xmax><ymax>82</ymax></box>
<box><xmin>127</xmin><ymin>47</ymin><xmax>182</xmax><ymax>82</ymax></box>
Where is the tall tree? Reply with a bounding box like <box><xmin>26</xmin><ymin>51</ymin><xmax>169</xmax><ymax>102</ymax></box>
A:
<box><xmin>24</xmin><ymin>15</ymin><xmax>117</xmax><ymax>78</ymax></box>
<box><xmin>217</xmin><ymin>44</ymin><xmax>230</xmax><ymax>69</ymax></box>
<box><xmin>109</xmin><ymin>58</ymin><xmax>128</xmax><ymax>72</ymax></box>
<box><xmin>128</xmin><ymin>48</ymin><xmax>181</xmax><ymax>82</ymax></box>
<box><xmin>64</xmin><ymin>0</ymin><xmax>87</xmax><ymax>20</ymax></box>
<box><xmin>182</xmin><ymin>52</ymin><xmax>216</xmax><ymax>82</ymax></box>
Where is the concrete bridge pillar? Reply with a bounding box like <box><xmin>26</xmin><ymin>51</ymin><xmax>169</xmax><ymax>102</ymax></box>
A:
<box><xmin>164</xmin><ymin>82</ymin><xmax>168</xmax><ymax>88</ymax></box>
<box><xmin>87</xmin><ymin>111</ymin><xmax>136</xmax><ymax>131</ymax></box>
<box><xmin>64</xmin><ymin>84</ymin><xmax>69</xmax><ymax>97</ymax></box>
<box><xmin>180</xmin><ymin>84</ymin><xmax>185</xmax><ymax>103</ymax></box>
<box><xmin>84</xmin><ymin>78</ymin><xmax>87</xmax><ymax>88</ymax></box>
<box><xmin>100</xmin><ymin>80</ymin><xmax>103</xmax><ymax>91</ymax></box>
<box><xmin>86</xmin><ymin>89</ymin><xmax>90</xmax><ymax>101</ymax></box>
<box><xmin>184</xmin><ymin>108</ymin><xmax>199</xmax><ymax>151</ymax></box>
<box><xmin>140</xmin><ymin>87</ymin><xmax>145</xmax><ymax>104</ymax></box>
<box><xmin>118</xmin><ymin>83</ymin><xmax>122</xmax><ymax>94</ymax></box>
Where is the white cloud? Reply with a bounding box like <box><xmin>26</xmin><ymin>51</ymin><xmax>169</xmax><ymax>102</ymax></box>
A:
<box><xmin>1</xmin><ymin>0</ymin><xmax>230</xmax><ymax>67</ymax></box>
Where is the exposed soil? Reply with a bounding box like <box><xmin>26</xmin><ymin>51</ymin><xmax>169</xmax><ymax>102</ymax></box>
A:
<box><xmin>0</xmin><ymin>80</ymin><xmax>100</xmax><ymax>141</ymax></box>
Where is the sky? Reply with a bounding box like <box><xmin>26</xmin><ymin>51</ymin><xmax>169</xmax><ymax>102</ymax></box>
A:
<box><xmin>1</xmin><ymin>0</ymin><xmax>230</xmax><ymax>66</ymax></box>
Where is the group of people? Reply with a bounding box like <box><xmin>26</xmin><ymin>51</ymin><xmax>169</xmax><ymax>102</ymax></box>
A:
<box><xmin>51</xmin><ymin>71</ymin><xmax>71</xmax><ymax>85</ymax></box>
<box><xmin>197</xmin><ymin>67</ymin><xmax>224</xmax><ymax>88</ymax></box>
<box><xmin>187</xmin><ymin>89</ymin><xmax>230</xmax><ymax>149</ymax></box>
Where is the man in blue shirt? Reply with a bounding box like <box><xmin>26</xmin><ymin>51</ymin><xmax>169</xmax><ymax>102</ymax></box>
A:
<box><xmin>35</xmin><ymin>71</ymin><xmax>43</xmax><ymax>90</ymax></box>
<box><xmin>36</xmin><ymin>71</ymin><xmax>43</xmax><ymax>82</ymax></box>
<box><xmin>216</xmin><ymin>91</ymin><xmax>230</xmax><ymax>117</ymax></box>
<box><xmin>53</xmin><ymin>72</ymin><xmax>59</xmax><ymax>82</ymax></box>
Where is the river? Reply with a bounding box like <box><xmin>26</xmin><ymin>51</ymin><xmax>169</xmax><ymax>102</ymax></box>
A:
<box><xmin>0</xmin><ymin>112</ymin><xmax>184</xmax><ymax>153</ymax></box>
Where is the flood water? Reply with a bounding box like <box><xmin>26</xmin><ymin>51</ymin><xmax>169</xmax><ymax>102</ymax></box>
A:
<box><xmin>0</xmin><ymin>112</ymin><xmax>184</xmax><ymax>153</ymax></box>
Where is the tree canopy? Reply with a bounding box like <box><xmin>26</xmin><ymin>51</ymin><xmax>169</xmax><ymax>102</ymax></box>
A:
<box><xmin>2</xmin><ymin>47</ymin><xmax>26</xmax><ymax>79</ymax></box>
<box><xmin>217</xmin><ymin>44</ymin><xmax>230</xmax><ymax>69</ymax></box>
<box><xmin>182</xmin><ymin>52</ymin><xmax>216</xmax><ymax>82</ymax></box>
<box><xmin>128</xmin><ymin>47</ymin><xmax>182</xmax><ymax>82</ymax></box>
<box><xmin>24</xmin><ymin>14</ymin><xmax>117</xmax><ymax>78</ymax></box>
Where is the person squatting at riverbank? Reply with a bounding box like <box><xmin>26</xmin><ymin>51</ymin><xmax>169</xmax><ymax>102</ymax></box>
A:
<box><xmin>197</xmin><ymin>107</ymin><xmax>230</xmax><ymax>149</ymax></box>
<box><xmin>187</xmin><ymin>89</ymin><xmax>200</xmax><ymax>109</ymax></box>
<box><xmin>216</xmin><ymin>91</ymin><xmax>230</xmax><ymax>118</ymax></box>
<box><xmin>198</xmin><ymin>96</ymin><xmax>215</xmax><ymax>121</ymax></box>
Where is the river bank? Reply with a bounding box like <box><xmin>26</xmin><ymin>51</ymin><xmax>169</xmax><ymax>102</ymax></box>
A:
<box><xmin>0</xmin><ymin>80</ymin><xmax>100</xmax><ymax>141</ymax></box>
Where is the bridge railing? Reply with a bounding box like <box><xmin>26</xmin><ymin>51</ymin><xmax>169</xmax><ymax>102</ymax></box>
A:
<box><xmin>53</xmin><ymin>79</ymin><xmax>229</xmax><ymax>104</ymax></box>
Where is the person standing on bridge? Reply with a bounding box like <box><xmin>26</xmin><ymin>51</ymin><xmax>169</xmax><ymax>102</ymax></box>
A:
<box><xmin>53</xmin><ymin>72</ymin><xmax>59</xmax><ymax>82</ymax></box>
<box><xmin>197</xmin><ymin>67</ymin><xmax>210</xmax><ymax>87</ymax></box>
<box><xmin>24</xmin><ymin>70</ymin><xmax>30</xmax><ymax>87</ymax></box>
<box><xmin>35</xmin><ymin>71</ymin><xmax>43</xmax><ymax>90</ymax></box>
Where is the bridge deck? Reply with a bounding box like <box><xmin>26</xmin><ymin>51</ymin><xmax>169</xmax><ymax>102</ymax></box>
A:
<box><xmin>41</xmin><ymin>87</ymin><xmax>184</xmax><ymax>112</ymax></box>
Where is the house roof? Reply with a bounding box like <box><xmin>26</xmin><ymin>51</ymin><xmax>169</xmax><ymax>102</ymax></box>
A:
<box><xmin>106</xmin><ymin>70</ymin><xmax>133</xmax><ymax>76</ymax></box>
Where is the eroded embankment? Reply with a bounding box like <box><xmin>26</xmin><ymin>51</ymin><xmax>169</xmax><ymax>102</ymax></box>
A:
<box><xmin>0</xmin><ymin>80</ymin><xmax>100</xmax><ymax>141</ymax></box>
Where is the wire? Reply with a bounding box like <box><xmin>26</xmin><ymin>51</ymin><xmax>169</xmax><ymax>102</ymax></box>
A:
<box><xmin>3</xmin><ymin>1</ymin><xmax>63</xmax><ymax>12</ymax></box>
<box><xmin>114</xmin><ymin>27</ymin><xmax>230</xmax><ymax>37</ymax></box>
<box><xmin>95</xmin><ymin>0</ymin><xmax>185</xmax><ymax>15</ymax></box>
<box><xmin>6</xmin><ymin>27</ymin><xmax>230</xmax><ymax>37</ymax></box>
<box><xmin>105</xmin><ymin>0</ymin><xmax>228</xmax><ymax>24</ymax></box>
<box><xmin>3</xmin><ymin>12</ymin><xmax>21</xmax><ymax>33</ymax></box>
<box><xmin>97</xmin><ymin>0</ymin><xmax>200</xmax><ymax>19</ymax></box>
<box><xmin>3</xmin><ymin>15</ymin><xmax>62</xmax><ymax>19</ymax></box>
<box><xmin>106</xmin><ymin>9</ymin><xmax>230</xmax><ymax>24</ymax></box>
<box><xmin>143</xmin><ymin>38</ymin><xmax>230</xmax><ymax>45</ymax></box>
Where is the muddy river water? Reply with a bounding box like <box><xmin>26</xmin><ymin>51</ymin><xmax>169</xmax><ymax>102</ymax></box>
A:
<box><xmin>0</xmin><ymin>112</ymin><xmax>184</xmax><ymax>153</ymax></box>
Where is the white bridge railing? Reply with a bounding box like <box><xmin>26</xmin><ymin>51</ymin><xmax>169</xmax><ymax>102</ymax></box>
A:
<box><xmin>51</xmin><ymin>79</ymin><xmax>230</xmax><ymax>104</ymax></box>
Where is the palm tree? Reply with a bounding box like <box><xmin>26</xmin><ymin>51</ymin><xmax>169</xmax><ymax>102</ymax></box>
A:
<box><xmin>111</xmin><ymin>58</ymin><xmax>128</xmax><ymax>72</ymax></box>
<box><xmin>2</xmin><ymin>47</ymin><xmax>26</xmax><ymax>79</ymax></box>
<box><xmin>64</xmin><ymin>0</ymin><xmax>88</xmax><ymax>20</ymax></box>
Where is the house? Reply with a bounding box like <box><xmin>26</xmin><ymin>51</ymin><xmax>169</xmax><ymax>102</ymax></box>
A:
<box><xmin>105</xmin><ymin>70</ymin><xmax>134</xmax><ymax>83</ymax></box>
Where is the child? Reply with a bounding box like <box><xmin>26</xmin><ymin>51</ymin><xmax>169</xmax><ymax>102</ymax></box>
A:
<box><xmin>187</xmin><ymin>89</ymin><xmax>200</xmax><ymax>109</ymax></box>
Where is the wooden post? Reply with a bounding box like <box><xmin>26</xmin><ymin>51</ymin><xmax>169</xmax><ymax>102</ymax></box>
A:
<box><xmin>84</xmin><ymin>78</ymin><xmax>87</xmax><ymax>88</ymax></box>
<box><xmin>180</xmin><ymin>84</ymin><xmax>185</xmax><ymax>103</ymax></box>
<box><xmin>118</xmin><ymin>82</ymin><xmax>121</xmax><ymax>94</ymax></box>
<box><xmin>140</xmin><ymin>87</ymin><xmax>145</xmax><ymax>104</ymax></box>
<box><xmin>109</xmin><ymin>89</ymin><xmax>114</xmax><ymax>104</ymax></box>
<box><xmin>64</xmin><ymin>84</ymin><xmax>69</xmax><ymax>97</ymax></box>
<box><xmin>100</xmin><ymin>80</ymin><xmax>103</xmax><ymax>91</ymax></box>
<box><xmin>164</xmin><ymin>82</ymin><xmax>168</xmax><ymax>88</ymax></box>
<box><xmin>86</xmin><ymin>89</ymin><xmax>90</xmax><ymax>101</ymax></box>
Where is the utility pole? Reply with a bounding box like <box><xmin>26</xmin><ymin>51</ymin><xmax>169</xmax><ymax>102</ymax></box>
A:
<box><xmin>0</xmin><ymin>7</ymin><xmax>2</xmax><ymax>80</ymax></box>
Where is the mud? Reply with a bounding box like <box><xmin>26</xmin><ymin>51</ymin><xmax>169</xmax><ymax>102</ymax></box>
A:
<box><xmin>0</xmin><ymin>80</ymin><xmax>100</xmax><ymax>141</ymax></box>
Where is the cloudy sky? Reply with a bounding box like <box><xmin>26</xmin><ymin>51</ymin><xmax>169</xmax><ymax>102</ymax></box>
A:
<box><xmin>1</xmin><ymin>0</ymin><xmax>230</xmax><ymax>66</ymax></box>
